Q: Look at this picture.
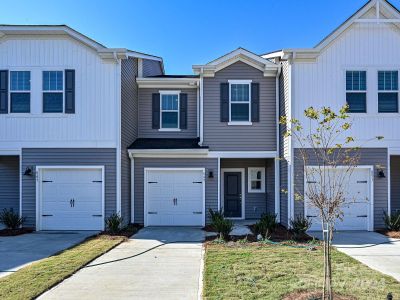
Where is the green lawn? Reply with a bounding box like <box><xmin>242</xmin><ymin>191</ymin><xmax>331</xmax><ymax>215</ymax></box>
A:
<box><xmin>204</xmin><ymin>243</ymin><xmax>400</xmax><ymax>300</ymax></box>
<box><xmin>0</xmin><ymin>234</ymin><xmax>126</xmax><ymax>300</ymax></box>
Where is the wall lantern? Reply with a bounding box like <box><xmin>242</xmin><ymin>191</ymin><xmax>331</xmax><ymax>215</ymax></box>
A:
<box><xmin>24</xmin><ymin>166</ymin><xmax>33</xmax><ymax>176</ymax></box>
<box><xmin>208</xmin><ymin>170</ymin><xmax>214</xmax><ymax>179</ymax></box>
<box><xmin>377</xmin><ymin>169</ymin><xmax>386</xmax><ymax>178</ymax></box>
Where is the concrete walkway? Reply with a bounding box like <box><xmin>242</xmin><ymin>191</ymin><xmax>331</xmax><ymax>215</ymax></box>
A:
<box><xmin>310</xmin><ymin>231</ymin><xmax>400</xmax><ymax>281</ymax></box>
<box><xmin>40</xmin><ymin>227</ymin><xmax>205</xmax><ymax>300</ymax></box>
<box><xmin>0</xmin><ymin>231</ymin><xmax>96</xmax><ymax>278</ymax></box>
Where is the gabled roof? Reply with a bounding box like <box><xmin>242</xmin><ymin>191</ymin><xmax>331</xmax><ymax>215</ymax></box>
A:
<box><xmin>262</xmin><ymin>0</ymin><xmax>400</xmax><ymax>62</ymax></box>
<box><xmin>193</xmin><ymin>47</ymin><xmax>279</xmax><ymax>77</ymax></box>
<box><xmin>0</xmin><ymin>24</ymin><xmax>163</xmax><ymax>62</ymax></box>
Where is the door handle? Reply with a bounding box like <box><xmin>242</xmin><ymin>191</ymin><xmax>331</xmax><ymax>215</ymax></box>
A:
<box><xmin>176</xmin><ymin>198</ymin><xmax>178</xmax><ymax>205</ymax></box>
<box><xmin>73</xmin><ymin>199</ymin><xmax>75</xmax><ymax>207</ymax></box>
<box><xmin>70</xmin><ymin>199</ymin><xmax>73</xmax><ymax>207</ymax></box>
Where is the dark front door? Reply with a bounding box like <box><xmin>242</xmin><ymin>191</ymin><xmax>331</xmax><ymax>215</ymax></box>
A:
<box><xmin>224</xmin><ymin>172</ymin><xmax>242</xmax><ymax>218</ymax></box>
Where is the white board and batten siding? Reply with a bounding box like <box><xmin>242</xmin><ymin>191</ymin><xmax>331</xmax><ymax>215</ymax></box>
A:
<box><xmin>0</xmin><ymin>36</ymin><xmax>119</xmax><ymax>149</ymax></box>
<box><xmin>293</xmin><ymin>22</ymin><xmax>400</xmax><ymax>149</ymax></box>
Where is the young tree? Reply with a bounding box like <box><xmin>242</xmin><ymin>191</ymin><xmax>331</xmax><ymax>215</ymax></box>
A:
<box><xmin>281</xmin><ymin>105</ymin><xmax>382</xmax><ymax>299</ymax></box>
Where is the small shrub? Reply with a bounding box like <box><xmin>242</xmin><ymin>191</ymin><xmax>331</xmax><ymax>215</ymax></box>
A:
<box><xmin>209</xmin><ymin>209</ymin><xmax>233</xmax><ymax>240</ymax></box>
<box><xmin>290</xmin><ymin>215</ymin><xmax>312</xmax><ymax>239</ymax></box>
<box><xmin>105</xmin><ymin>213</ymin><xmax>124</xmax><ymax>234</ymax></box>
<box><xmin>0</xmin><ymin>208</ymin><xmax>25</xmax><ymax>230</ymax></box>
<box><xmin>253</xmin><ymin>213</ymin><xmax>278</xmax><ymax>239</ymax></box>
<box><xmin>384</xmin><ymin>211</ymin><xmax>400</xmax><ymax>231</ymax></box>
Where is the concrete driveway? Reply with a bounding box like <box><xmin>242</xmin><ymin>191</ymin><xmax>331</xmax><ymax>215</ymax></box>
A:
<box><xmin>0</xmin><ymin>231</ymin><xmax>96</xmax><ymax>277</ymax></box>
<box><xmin>310</xmin><ymin>231</ymin><xmax>400</xmax><ymax>281</ymax></box>
<box><xmin>40</xmin><ymin>227</ymin><xmax>205</xmax><ymax>300</ymax></box>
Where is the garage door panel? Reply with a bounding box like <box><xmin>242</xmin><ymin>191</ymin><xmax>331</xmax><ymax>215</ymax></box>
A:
<box><xmin>40</xmin><ymin>168</ymin><xmax>103</xmax><ymax>231</ymax></box>
<box><xmin>306</xmin><ymin>168</ymin><xmax>371</xmax><ymax>231</ymax></box>
<box><xmin>146</xmin><ymin>170</ymin><xmax>204</xmax><ymax>226</ymax></box>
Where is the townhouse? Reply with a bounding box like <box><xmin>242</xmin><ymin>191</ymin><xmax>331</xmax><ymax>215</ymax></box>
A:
<box><xmin>0</xmin><ymin>0</ymin><xmax>399</xmax><ymax>232</ymax></box>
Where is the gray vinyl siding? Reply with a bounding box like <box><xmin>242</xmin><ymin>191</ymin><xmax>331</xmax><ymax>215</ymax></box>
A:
<box><xmin>279</xmin><ymin>61</ymin><xmax>289</xmax><ymax>227</ymax></box>
<box><xmin>293</xmin><ymin>148</ymin><xmax>388</xmax><ymax>229</ymax></box>
<box><xmin>21</xmin><ymin>148</ymin><xmax>117</xmax><ymax>228</ymax></box>
<box><xmin>203</xmin><ymin>61</ymin><xmax>276</xmax><ymax>151</ymax></box>
<box><xmin>134</xmin><ymin>158</ymin><xmax>218</xmax><ymax>224</ymax></box>
<box><xmin>390</xmin><ymin>156</ymin><xmax>400</xmax><ymax>213</ymax></box>
<box><xmin>0</xmin><ymin>156</ymin><xmax>19</xmax><ymax>214</ymax></box>
<box><xmin>120</xmin><ymin>58</ymin><xmax>139</xmax><ymax>223</ymax></box>
<box><xmin>138</xmin><ymin>88</ymin><xmax>198</xmax><ymax>138</ymax></box>
<box><xmin>220</xmin><ymin>159</ymin><xmax>275</xmax><ymax>219</ymax></box>
<box><xmin>143</xmin><ymin>59</ymin><xmax>163</xmax><ymax>77</ymax></box>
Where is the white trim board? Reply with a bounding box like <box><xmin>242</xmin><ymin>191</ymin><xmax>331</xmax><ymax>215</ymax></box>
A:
<box><xmin>143</xmin><ymin>168</ymin><xmax>206</xmax><ymax>227</ymax></box>
<box><xmin>221</xmin><ymin>168</ymin><xmax>246</xmax><ymax>220</ymax></box>
<box><xmin>35</xmin><ymin>165</ymin><xmax>105</xmax><ymax>231</ymax></box>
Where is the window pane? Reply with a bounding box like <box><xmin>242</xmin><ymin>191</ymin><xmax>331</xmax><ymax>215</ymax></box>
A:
<box><xmin>11</xmin><ymin>93</ymin><xmax>30</xmax><ymax>113</ymax></box>
<box><xmin>378</xmin><ymin>71</ymin><xmax>398</xmax><ymax>91</ymax></box>
<box><xmin>378</xmin><ymin>93</ymin><xmax>398</xmax><ymax>113</ymax></box>
<box><xmin>43</xmin><ymin>71</ymin><xmax>63</xmax><ymax>91</ymax></box>
<box><xmin>10</xmin><ymin>71</ymin><xmax>30</xmax><ymax>91</ymax></box>
<box><xmin>161</xmin><ymin>94</ymin><xmax>178</xmax><ymax>110</ymax></box>
<box><xmin>346</xmin><ymin>93</ymin><xmax>366</xmax><ymax>113</ymax></box>
<box><xmin>346</xmin><ymin>71</ymin><xmax>366</xmax><ymax>91</ymax></box>
<box><xmin>251</xmin><ymin>181</ymin><xmax>262</xmax><ymax>190</ymax></box>
<box><xmin>231</xmin><ymin>84</ymin><xmax>249</xmax><ymax>102</ymax></box>
<box><xmin>231</xmin><ymin>103</ymin><xmax>249</xmax><ymax>121</ymax></box>
<box><xmin>43</xmin><ymin>93</ymin><xmax>63</xmax><ymax>113</ymax></box>
<box><xmin>162</xmin><ymin>112</ymin><xmax>178</xmax><ymax>128</ymax></box>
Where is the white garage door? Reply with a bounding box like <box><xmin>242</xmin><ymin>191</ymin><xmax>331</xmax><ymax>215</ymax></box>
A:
<box><xmin>40</xmin><ymin>168</ymin><xmax>103</xmax><ymax>230</ymax></box>
<box><xmin>145</xmin><ymin>169</ymin><xmax>204</xmax><ymax>226</ymax></box>
<box><xmin>305</xmin><ymin>168</ymin><xmax>372</xmax><ymax>231</ymax></box>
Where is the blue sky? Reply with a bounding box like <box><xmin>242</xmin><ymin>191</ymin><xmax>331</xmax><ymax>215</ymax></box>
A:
<box><xmin>1</xmin><ymin>0</ymin><xmax>400</xmax><ymax>73</ymax></box>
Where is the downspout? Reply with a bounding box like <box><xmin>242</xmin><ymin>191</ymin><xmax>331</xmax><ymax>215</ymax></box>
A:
<box><xmin>275</xmin><ymin>64</ymin><xmax>282</xmax><ymax>223</ymax></box>
<box><xmin>199</xmin><ymin>67</ymin><xmax>204</xmax><ymax>146</ymax></box>
<box><xmin>114</xmin><ymin>51</ymin><xmax>122</xmax><ymax>215</ymax></box>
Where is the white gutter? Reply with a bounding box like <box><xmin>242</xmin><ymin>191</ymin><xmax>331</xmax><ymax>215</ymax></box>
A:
<box><xmin>199</xmin><ymin>67</ymin><xmax>204</xmax><ymax>145</ymax></box>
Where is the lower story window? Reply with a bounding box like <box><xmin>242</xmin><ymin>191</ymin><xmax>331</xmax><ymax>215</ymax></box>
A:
<box><xmin>248</xmin><ymin>167</ymin><xmax>265</xmax><ymax>193</ymax></box>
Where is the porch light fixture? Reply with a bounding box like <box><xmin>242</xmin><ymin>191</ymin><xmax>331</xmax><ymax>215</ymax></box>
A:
<box><xmin>378</xmin><ymin>169</ymin><xmax>385</xmax><ymax>178</ymax></box>
<box><xmin>208</xmin><ymin>171</ymin><xmax>214</xmax><ymax>178</ymax></box>
<box><xmin>24</xmin><ymin>166</ymin><xmax>33</xmax><ymax>176</ymax></box>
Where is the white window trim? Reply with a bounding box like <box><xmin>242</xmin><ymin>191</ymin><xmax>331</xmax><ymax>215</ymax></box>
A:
<box><xmin>228</xmin><ymin>79</ymin><xmax>252</xmax><ymax>124</ymax></box>
<box><xmin>42</xmin><ymin>70</ymin><xmax>65</xmax><ymax>114</ymax></box>
<box><xmin>377</xmin><ymin>70</ymin><xmax>399</xmax><ymax>114</ymax></box>
<box><xmin>159</xmin><ymin>90</ymin><xmax>181</xmax><ymax>131</ymax></box>
<box><xmin>9</xmin><ymin>70</ymin><xmax>31</xmax><ymax>114</ymax></box>
<box><xmin>345</xmin><ymin>70</ymin><xmax>367</xmax><ymax>114</ymax></box>
<box><xmin>248</xmin><ymin>167</ymin><xmax>266</xmax><ymax>193</ymax></box>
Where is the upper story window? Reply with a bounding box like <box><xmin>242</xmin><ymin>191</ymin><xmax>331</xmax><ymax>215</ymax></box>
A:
<box><xmin>160</xmin><ymin>92</ymin><xmax>179</xmax><ymax>129</ymax></box>
<box><xmin>10</xmin><ymin>71</ymin><xmax>30</xmax><ymax>113</ymax></box>
<box><xmin>346</xmin><ymin>71</ymin><xmax>366</xmax><ymax>113</ymax></box>
<box><xmin>229</xmin><ymin>80</ymin><xmax>251</xmax><ymax>123</ymax></box>
<box><xmin>43</xmin><ymin>71</ymin><xmax>64</xmax><ymax>113</ymax></box>
<box><xmin>378</xmin><ymin>71</ymin><xmax>398</xmax><ymax>113</ymax></box>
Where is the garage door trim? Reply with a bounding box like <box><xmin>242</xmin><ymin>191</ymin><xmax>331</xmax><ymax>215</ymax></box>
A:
<box><xmin>303</xmin><ymin>165</ymin><xmax>374</xmax><ymax>231</ymax></box>
<box><xmin>36</xmin><ymin>165</ymin><xmax>105</xmax><ymax>231</ymax></box>
<box><xmin>144</xmin><ymin>168</ymin><xmax>206</xmax><ymax>227</ymax></box>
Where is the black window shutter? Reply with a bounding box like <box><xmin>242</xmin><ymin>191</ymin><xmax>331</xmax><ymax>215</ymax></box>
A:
<box><xmin>0</xmin><ymin>70</ymin><xmax>8</xmax><ymax>114</ymax></box>
<box><xmin>152</xmin><ymin>93</ymin><xmax>160</xmax><ymax>129</ymax></box>
<box><xmin>179</xmin><ymin>93</ymin><xmax>187</xmax><ymax>129</ymax></box>
<box><xmin>220</xmin><ymin>83</ymin><xmax>229</xmax><ymax>122</ymax></box>
<box><xmin>65</xmin><ymin>69</ymin><xmax>75</xmax><ymax>114</ymax></box>
<box><xmin>251</xmin><ymin>82</ymin><xmax>260</xmax><ymax>122</ymax></box>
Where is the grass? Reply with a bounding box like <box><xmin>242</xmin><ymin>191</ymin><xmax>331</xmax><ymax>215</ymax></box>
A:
<box><xmin>204</xmin><ymin>243</ymin><xmax>400</xmax><ymax>300</ymax></box>
<box><xmin>0</xmin><ymin>234</ymin><xmax>127</xmax><ymax>300</ymax></box>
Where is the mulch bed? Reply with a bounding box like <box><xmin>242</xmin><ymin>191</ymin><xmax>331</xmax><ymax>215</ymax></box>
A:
<box><xmin>99</xmin><ymin>223</ymin><xmax>143</xmax><ymax>239</ymax></box>
<box><xmin>283</xmin><ymin>290</ymin><xmax>356</xmax><ymax>300</ymax></box>
<box><xmin>376</xmin><ymin>229</ymin><xmax>400</xmax><ymax>239</ymax></box>
<box><xmin>204</xmin><ymin>224</ymin><xmax>319</xmax><ymax>247</ymax></box>
<box><xmin>0</xmin><ymin>227</ymin><xmax>34</xmax><ymax>236</ymax></box>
